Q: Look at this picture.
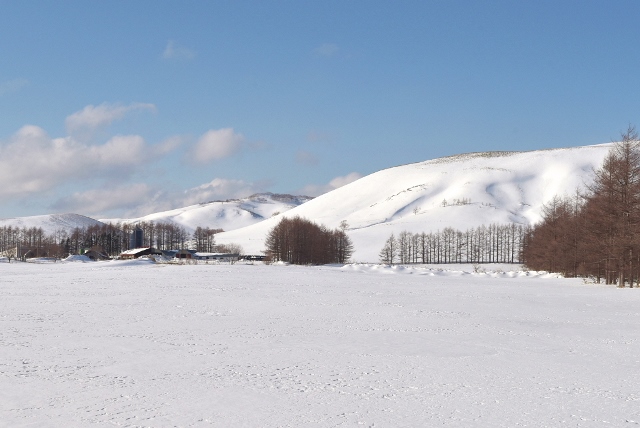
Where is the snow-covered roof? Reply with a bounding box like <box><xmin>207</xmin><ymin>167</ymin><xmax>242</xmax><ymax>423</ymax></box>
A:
<box><xmin>120</xmin><ymin>247</ymin><xmax>151</xmax><ymax>255</ymax></box>
<box><xmin>194</xmin><ymin>252</ymin><xmax>237</xmax><ymax>257</ymax></box>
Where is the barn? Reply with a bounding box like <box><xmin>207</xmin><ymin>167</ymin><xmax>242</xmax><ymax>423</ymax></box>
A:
<box><xmin>120</xmin><ymin>247</ymin><xmax>162</xmax><ymax>260</ymax></box>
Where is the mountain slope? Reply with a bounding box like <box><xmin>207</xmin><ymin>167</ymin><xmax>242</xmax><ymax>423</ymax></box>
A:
<box><xmin>0</xmin><ymin>213</ymin><xmax>106</xmax><ymax>235</ymax></box>
<box><xmin>100</xmin><ymin>193</ymin><xmax>313</xmax><ymax>233</ymax></box>
<box><xmin>215</xmin><ymin>144</ymin><xmax>613</xmax><ymax>262</ymax></box>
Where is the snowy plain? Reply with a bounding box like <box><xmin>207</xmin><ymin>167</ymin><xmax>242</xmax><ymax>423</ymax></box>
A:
<box><xmin>2</xmin><ymin>260</ymin><xmax>640</xmax><ymax>427</ymax></box>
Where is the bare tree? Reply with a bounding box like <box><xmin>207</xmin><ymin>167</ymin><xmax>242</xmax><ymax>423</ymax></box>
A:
<box><xmin>523</xmin><ymin>126</ymin><xmax>640</xmax><ymax>285</ymax></box>
<box><xmin>265</xmin><ymin>216</ymin><xmax>354</xmax><ymax>265</ymax></box>
<box><xmin>379</xmin><ymin>233</ymin><xmax>397</xmax><ymax>264</ymax></box>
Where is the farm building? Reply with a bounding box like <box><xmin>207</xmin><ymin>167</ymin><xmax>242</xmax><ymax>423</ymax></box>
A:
<box><xmin>83</xmin><ymin>249</ymin><xmax>110</xmax><ymax>261</ymax></box>
<box><xmin>175</xmin><ymin>249</ymin><xmax>197</xmax><ymax>259</ymax></box>
<box><xmin>193</xmin><ymin>252</ymin><xmax>239</xmax><ymax>262</ymax></box>
<box><xmin>9</xmin><ymin>246</ymin><xmax>49</xmax><ymax>260</ymax></box>
<box><xmin>174</xmin><ymin>250</ymin><xmax>239</xmax><ymax>262</ymax></box>
<box><xmin>120</xmin><ymin>247</ymin><xmax>162</xmax><ymax>260</ymax></box>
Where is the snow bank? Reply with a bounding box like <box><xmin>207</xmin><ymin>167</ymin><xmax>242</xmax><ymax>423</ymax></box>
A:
<box><xmin>63</xmin><ymin>254</ymin><xmax>93</xmax><ymax>262</ymax></box>
<box><xmin>340</xmin><ymin>263</ymin><xmax>563</xmax><ymax>278</ymax></box>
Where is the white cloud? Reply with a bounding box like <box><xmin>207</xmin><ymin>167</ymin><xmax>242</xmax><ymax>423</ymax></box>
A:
<box><xmin>0</xmin><ymin>78</ymin><xmax>28</xmax><ymax>96</ymax></box>
<box><xmin>132</xmin><ymin>178</ymin><xmax>267</xmax><ymax>217</ymax></box>
<box><xmin>65</xmin><ymin>102</ymin><xmax>156</xmax><ymax>135</ymax></box>
<box><xmin>328</xmin><ymin>172</ymin><xmax>362</xmax><ymax>188</ymax></box>
<box><xmin>0</xmin><ymin>106</ymin><xmax>266</xmax><ymax>217</ymax></box>
<box><xmin>156</xmin><ymin>135</ymin><xmax>187</xmax><ymax>155</ymax></box>
<box><xmin>314</xmin><ymin>43</ymin><xmax>339</xmax><ymax>57</ymax></box>
<box><xmin>162</xmin><ymin>40</ymin><xmax>196</xmax><ymax>60</ymax></box>
<box><xmin>188</xmin><ymin>128</ymin><xmax>245</xmax><ymax>163</ymax></box>
<box><xmin>89</xmin><ymin>135</ymin><xmax>147</xmax><ymax>170</ymax></box>
<box><xmin>60</xmin><ymin>178</ymin><xmax>268</xmax><ymax>218</ymax></box>
<box><xmin>52</xmin><ymin>183</ymin><xmax>156</xmax><ymax>217</ymax></box>
<box><xmin>297</xmin><ymin>172</ymin><xmax>362</xmax><ymax>197</ymax></box>
<box><xmin>181</xmin><ymin>178</ymin><xmax>266</xmax><ymax>206</ymax></box>
<box><xmin>0</xmin><ymin>126</ymin><xmax>153</xmax><ymax>198</ymax></box>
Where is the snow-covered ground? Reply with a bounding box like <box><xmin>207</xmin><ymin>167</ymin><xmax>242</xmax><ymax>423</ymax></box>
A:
<box><xmin>2</xmin><ymin>261</ymin><xmax>639</xmax><ymax>427</ymax></box>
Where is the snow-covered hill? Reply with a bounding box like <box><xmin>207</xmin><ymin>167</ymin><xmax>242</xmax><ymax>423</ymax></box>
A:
<box><xmin>0</xmin><ymin>213</ymin><xmax>106</xmax><ymax>235</ymax></box>
<box><xmin>0</xmin><ymin>144</ymin><xmax>614</xmax><ymax>261</ymax></box>
<box><xmin>215</xmin><ymin>144</ymin><xmax>613</xmax><ymax>261</ymax></box>
<box><xmin>100</xmin><ymin>193</ymin><xmax>313</xmax><ymax>233</ymax></box>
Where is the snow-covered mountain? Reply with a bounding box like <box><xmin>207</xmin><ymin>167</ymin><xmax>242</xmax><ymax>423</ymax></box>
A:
<box><xmin>215</xmin><ymin>144</ymin><xmax>613</xmax><ymax>262</ymax></box>
<box><xmin>0</xmin><ymin>144</ymin><xmax>614</xmax><ymax>261</ymax></box>
<box><xmin>100</xmin><ymin>193</ymin><xmax>313</xmax><ymax>233</ymax></box>
<box><xmin>0</xmin><ymin>213</ymin><xmax>106</xmax><ymax>235</ymax></box>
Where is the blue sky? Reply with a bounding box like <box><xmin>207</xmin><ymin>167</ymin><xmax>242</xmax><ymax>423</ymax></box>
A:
<box><xmin>2</xmin><ymin>1</ymin><xmax>640</xmax><ymax>218</ymax></box>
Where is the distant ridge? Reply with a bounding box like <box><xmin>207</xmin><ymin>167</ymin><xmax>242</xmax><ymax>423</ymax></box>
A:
<box><xmin>202</xmin><ymin>193</ymin><xmax>313</xmax><ymax>205</ymax></box>
<box><xmin>99</xmin><ymin>192</ymin><xmax>314</xmax><ymax>233</ymax></box>
<box><xmin>0</xmin><ymin>213</ymin><xmax>106</xmax><ymax>235</ymax></box>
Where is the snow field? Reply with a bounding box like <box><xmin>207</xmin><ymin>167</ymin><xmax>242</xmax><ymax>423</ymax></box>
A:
<box><xmin>1</xmin><ymin>261</ymin><xmax>640</xmax><ymax>427</ymax></box>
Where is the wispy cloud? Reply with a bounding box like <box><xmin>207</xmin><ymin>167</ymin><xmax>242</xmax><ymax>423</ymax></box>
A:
<box><xmin>0</xmin><ymin>78</ymin><xmax>28</xmax><ymax>96</ymax></box>
<box><xmin>297</xmin><ymin>172</ymin><xmax>362</xmax><ymax>197</ymax></box>
<box><xmin>187</xmin><ymin>128</ymin><xmax>246</xmax><ymax>164</ymax></box>
<box><xmin>162</xmin><ymin>40</ymin><xmax>196</xmax><ymax>60</ymax></box>
<box><xmin>157</xmin><ymin>135</ymin><xmax>188</xmax><ymax>155</ymax></box>
<box><xmin>314</xmin><ymin>43</ymin><xmax>339</xmax><ymax>57</ymax></box>
<box><xmin>65</xmin><ymin>102</ymin><xmax>156</xmax><ymax>135</ymax></box>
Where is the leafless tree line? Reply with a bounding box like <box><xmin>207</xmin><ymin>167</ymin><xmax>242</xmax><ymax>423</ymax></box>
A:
<box><xmin>0</xmin><ymin>221</ymin><xmax>229</xmax><ymax>259</ymax></box>
<box><xmin>379</xmin><ymin>223</ymin><xmax>527</xmax><ymax>265</ymax></box>
<box><xmin>265</xmin><ymin>216</ymin><xmax>354</xmax><ymax>264</ymax></box>
<box><xmin>134</xmin><ymin>221</ymin><xmax>191</xmax><ymax>251</ymax></box>
<box><xmin>0</xmin><ymin>226</ymin><xmax>66</xmax><ymax>260</ymax></box>
<box><xmin>523</xmin><ymin>126</ymin><xmax>640</xmax><ymax>286</ymax></box>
